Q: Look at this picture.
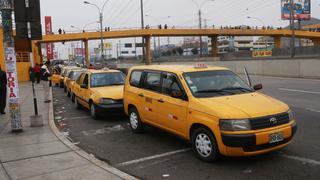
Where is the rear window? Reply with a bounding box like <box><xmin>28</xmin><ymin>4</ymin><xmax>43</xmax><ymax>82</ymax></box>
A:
<box><xmin>130</xmin><ymin>71</ymin><xmax>142</xmax><ymax>87</ymax></box>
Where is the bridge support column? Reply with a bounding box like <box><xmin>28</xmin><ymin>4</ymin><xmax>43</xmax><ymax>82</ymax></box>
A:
<box><xmin>274</xmin><ymin>36</ymin><xmax>282</xmax><ymax>48</ymax></box>
<box><xmin>31</xmin><ymin>41</ymin><xmax>42</xmax><ymax>65</ymax></box>
<box><xmin>84</xmin><ymin>39</ymin><xmax>89</xmax><ymax>68</ymax></box>
<box><xmin>312</xmin><ymin>38</ymin><xmax>320</xmax><ymax>47</ymax></box>
<box><xmin>145</xmin><ymin>36</ymin><xmax>151</xmax><ymax>65</ymax></box>
<box><xmin>210</xmin><ymin>36</ymin><xmax>218</xmax><ymax>57</ymax></box>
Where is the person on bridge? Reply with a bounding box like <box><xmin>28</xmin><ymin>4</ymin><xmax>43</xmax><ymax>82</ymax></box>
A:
<box><xmin>58</xmin><ymin>28</ymin><xmax>62</xmax><ymax>34</ymax></box>
<box><xmin>0</xmin><ymin>65</ymin><xmax>7</xmax><ymax>114</ymax></box>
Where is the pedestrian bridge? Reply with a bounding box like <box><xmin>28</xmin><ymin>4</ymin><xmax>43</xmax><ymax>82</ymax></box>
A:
<box><xmin>32</xmin><ymin>28</ymin><xmax>320</xmax><ymax>65</ymax></box>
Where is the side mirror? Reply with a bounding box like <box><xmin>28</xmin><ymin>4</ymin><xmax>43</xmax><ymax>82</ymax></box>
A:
<box><xmin>253</xmin><ymin>84</ymin><xmax>263</xmax><ymax>91</ymax></box>
<box><xmin>80</xmin><ymin>84</ymin><xmax>88</xmax><ymax>89</ymax></box>
<box><xmin>171</xmin><ymin>91</ymin><xmax>188</xmax><ymax>101</ymax></box>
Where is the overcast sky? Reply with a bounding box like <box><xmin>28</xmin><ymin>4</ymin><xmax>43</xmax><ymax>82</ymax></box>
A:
<box><xmin>39</xmin><ymin>0</ymin><xmax>320</xmax><ymax>58</ymax></box>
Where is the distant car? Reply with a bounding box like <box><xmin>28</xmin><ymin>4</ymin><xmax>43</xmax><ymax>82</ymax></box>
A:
<box><xmin>72</xmin><ymin>69</ymin><xmax>125</xmax><ymax>119</ymax></box>
<box><xmin>123</xmin><ymin>64</ymin><xmax>297</xmax><ymax>162</ymax></box>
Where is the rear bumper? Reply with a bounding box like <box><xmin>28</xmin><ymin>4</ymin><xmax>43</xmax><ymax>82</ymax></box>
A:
<box><xmin>220</xmin><ymin>123</ymin><xmax>297</xmax><ymax>156</ymax></box>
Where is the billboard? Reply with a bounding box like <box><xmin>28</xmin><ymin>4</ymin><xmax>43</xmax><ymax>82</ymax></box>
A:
<box><xmin>281</xmin><ymin>0</ymin><xmax>311</xmax><ymax>20</ymax></box>
<box><xmin>45</xmin><ymin>16</ymin><xmax>54</xmax><ymax>60</ymax></box>
<box><xmin>252</xmin><ymin>48</ymin><xmax>272</xmax><ymax>58</ymax></box>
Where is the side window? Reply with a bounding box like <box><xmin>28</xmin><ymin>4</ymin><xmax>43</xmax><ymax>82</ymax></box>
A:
<box><xmin>83</xmin><ymin>74</ymin><xmax>89</xmax><ymax>86</ymax></box>
<box><xmin>130</xmin><ymin>71</ymin><xmax>142</xmax><ymax>87</ymax></box>
<box><xmin>142</xmin><ymin>72</ymin><xmax>161</xmax><ymax>92</ymax></box>
<box><xmin>162</xmin><ymin>73</ymin><xmax>183</xmax><ymax>96</ymax></box>
<box><xmin>76</xmin><ymin>73</ymin><xmax>84</xmax><ymax>85</ymax></box>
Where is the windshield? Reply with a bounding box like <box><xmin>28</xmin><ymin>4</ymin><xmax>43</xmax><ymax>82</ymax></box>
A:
<box><xmin>184</xmin><ymin>70</ymin><xmax>253</xmax><ymax>98</ymax></box>
<box><xmin>91</xmin><ymin>72</ymin><xmax>125</xmax><ymax>88</ymax></box>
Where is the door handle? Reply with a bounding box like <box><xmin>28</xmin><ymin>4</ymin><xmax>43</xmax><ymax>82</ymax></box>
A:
<box><xmin>158</xmin><ymin>98</ymin><xmax>165</xmax><ymax>103</ymax></box>
<box><xmin>138</xmin><ymin>93</ymin><xmax>144</xmax><ymax>97</ymax></box>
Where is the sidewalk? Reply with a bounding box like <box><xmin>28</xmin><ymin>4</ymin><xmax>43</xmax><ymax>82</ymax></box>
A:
<box><xmin>0</xmin><ymin>82</ymin><xmax>136</xmax><ymax>180</ymax></box>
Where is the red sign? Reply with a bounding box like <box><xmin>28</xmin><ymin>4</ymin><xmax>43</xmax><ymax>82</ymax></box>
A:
<box><xmin>74</xmin><ymin>48</ymin><xmax>85</xmax><ymax>57</ymax></box>
<box><xmin>45</xmin><ymin>16</ymin><xmax>54</xmax><ymax>60</ymax></box>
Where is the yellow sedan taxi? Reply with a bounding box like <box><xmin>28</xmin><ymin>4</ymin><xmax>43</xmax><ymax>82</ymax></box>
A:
<box><xmin>73</xmin><ymin>69</ymin><xmax>125</xmax><ymax>119</ymax></box>
<box><xmin>123</xmin><ymin>64</ymin><xmax>297</xmax><ymax>162</ymax></box>
<box><xmin>65</xmin><ymin>69</ymin><xmax>85</xmax><ymax>97</ymax></box>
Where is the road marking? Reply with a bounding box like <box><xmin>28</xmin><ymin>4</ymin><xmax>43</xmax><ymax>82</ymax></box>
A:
<box><xmin>64</xmin><ymin>116</ymin><xmax>91</xmax><ymax>120</ymax></box>
<box><xmin>116</xmin><ymin>148</ymin><xmax>191</xmax><ymax>167</ymax></box>
<box><xmin>280</xmin><ymin>154</ymin><xmax>320</xmax><ymax>166</ymax></box>
<box><xmin>307</xmin><ymin>109</ymin><xmax>320</xmax><ymax>113</ymax></box>
<box><xmin>278</xmin><ymin>88</ymin><xmax>320</xmax><ymax>95</ymax></box>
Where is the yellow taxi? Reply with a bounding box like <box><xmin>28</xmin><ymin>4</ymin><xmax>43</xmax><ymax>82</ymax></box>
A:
<box><xmin>65</xmin><ymin>69</ymin><xmax>85</xmax><ymax>97</ymax></box>
<box><xmin>60</xmin><ymin>66</ymin><xmax>80</xmax><ymax>88</ymax></box>
<box><xmin>123</xmin><ymin>64</ymin><xmax>297</xmax><ymax>161</ymax></box>
<box><xmin>51</xmin><ymin>68</ymin><xmax>61</xmax><ymax>86</ymax></box>
<box><xmin>73</xmin><ymin>69</ymin><xmax>125</xmax><ymax>119</ymax></box>
<box><xmin>63</xmin><ymin>67</ymin><xmax>82</xmax><ymax>92</ymax></box>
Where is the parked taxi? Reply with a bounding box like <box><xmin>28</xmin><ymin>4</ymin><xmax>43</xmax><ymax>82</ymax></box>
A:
<box><xmin>123</xmin><ymin>64</ymin><xmax>297</xmax><ymax>161</ymax></box>
<box><xmin>65</xmin><ymin>69</ymin><xmax>85</xmax><ymax>97</ymax></box>
<box><xmin>73</xmin><ymin>68</ymin><xmax>125</xmax><ymax>119</ymax></box>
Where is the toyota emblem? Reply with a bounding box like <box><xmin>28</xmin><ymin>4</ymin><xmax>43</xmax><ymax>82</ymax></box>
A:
<box><xmin>270</xmin><ymin>117</ymin><xmax>277</xmax><ymax>125</ymax></box>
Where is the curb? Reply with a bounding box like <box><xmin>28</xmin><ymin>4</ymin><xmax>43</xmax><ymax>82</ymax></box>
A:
<box><xmin>48</xmin><ymin>88</ymin><xmax>138</xmax><ymax>180</ymax></box>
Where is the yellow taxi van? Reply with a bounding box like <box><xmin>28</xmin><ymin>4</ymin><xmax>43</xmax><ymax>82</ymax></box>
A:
<box><xmin>73</xmin><ymin>69</ymin><xmax>125</xmax><ymax>119</ymax></box>
<box><xmin>123</xmin><ymin>64</ymin><xmax>297</xmax><ymax>162</ymax></box>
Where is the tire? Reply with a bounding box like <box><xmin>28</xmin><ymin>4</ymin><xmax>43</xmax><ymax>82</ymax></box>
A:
<box><xmin>90</xmin><ymin>103</ymin><xmax>99</xmax><ymax>119</ymax></box>
<box><xmin>71</xmin><ymin>93</ymin><xmax>75</xmax><ymax>103</ymax></box>
<box><xmin>64</xmin><ymin>86</ymin><xmax>67</xmax><ymax>93</ymax></box>
<box><xmin>67</xmin><ymin>90</ymin><xmax>71</xmax><ymax>97</ymax></box>
<box><xmin>74</xmin><ymin>97</ymin><xmax>81</xmax><ymax>109</ymax></box>
<box><xmin>59</xmin><ymin>81</ymin><xmax>64</xmax><ymax>88</ymax></box>
<box><xmin>191</xmin><ymin>127</ymin><xmax>219</xmax><ymax>162</ymax></box>
<box><xmin>128</xmin><ymin>107</ymin><xmax>144</xmax><ymax>133</ymax></box>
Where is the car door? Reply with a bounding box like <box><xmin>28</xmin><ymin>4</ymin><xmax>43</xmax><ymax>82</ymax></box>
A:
<box><xmin>78</xmin><ymin>73</ymin><xmax>90</xmax><ymax>108</ymax></box>
<box><xmin>74</xmin><ymin>73</ymin><xmax>85</xmax><ymax>98</ymax></box>
<box><xmin>139</xmin><ymin>71</ymin><xmax>162</xmax><ymax>125</ymax></box>
<box><xmin>155</xmin><ymin>72</ymin><xmax>188</xmax><ymax>137</ymax></box>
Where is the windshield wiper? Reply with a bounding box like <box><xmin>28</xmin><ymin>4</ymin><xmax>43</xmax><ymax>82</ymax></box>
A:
<box><xmin>221</xmin><ymin>87</ymin><xmax>253</xmax><ymax>92</ymax></box>
<box><xmin>196</xmin><ymin>89</ymin><xmax>235</xmax><ymax>95</ymax></box>
<box><xmin>107</xmin><ymin>83</ymin><xmax>124</xmax><ymax>86</ymax></box>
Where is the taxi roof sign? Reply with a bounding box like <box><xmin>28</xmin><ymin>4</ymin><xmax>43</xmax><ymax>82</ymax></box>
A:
<box><xmin>194</xmin><ymin>63</ymin><xmax>208</xmax><ymax>69</ymax></box>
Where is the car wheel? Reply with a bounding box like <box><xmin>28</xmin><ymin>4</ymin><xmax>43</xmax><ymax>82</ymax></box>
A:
<box><xmin>59</xmin><ymin>81</ymin><xmax>64</xmax><ymax>88</ymax></box>
<box><xmin>90</xmin><ymin>103</ymin><xmax>99</xmax><ymax>119</ymax></box>
<box><xmin>74</xmin><ymin>97</ymin><xmax>81</xmax><ymax>109</ymax></box>
<box><xmin>191</xmin><ymin>127</ymin><xmax>219</xmax><ymax>162</ymax></box>
<box><xmin>67</xmin><ymin>90</ymin><xmax>71</xmax><ymax>97</ymax></box>
<box><xmin>71</xmin><ymin>93</ymin><xmax>75</xmax><ymax>103</ymax></box>
<box><xmin>129</xmin><ymin>107</ymin><xmax>144</xmax><ymax>133</ymax></box>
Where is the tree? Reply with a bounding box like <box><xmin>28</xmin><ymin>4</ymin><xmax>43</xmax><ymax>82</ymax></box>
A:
<box><xmin>172</xmin><ymin>48</ymin><xmax>177</xmax><ymax>55</ymax></box>
<box><xmin>191</xmin><ymin>48</ymin><xmax>198</xmax><ymax>55</ymax></box>
<box><xmin>177</xmin><ymin>47</ymin><xmax>184</xmax><ymax>56</ymax></box>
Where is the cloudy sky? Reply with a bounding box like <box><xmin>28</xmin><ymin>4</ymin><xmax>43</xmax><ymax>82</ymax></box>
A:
<box><xmin>39</xmin><ymin>0</ymin><xmax>320</xmax><ymax>58</ymax></box>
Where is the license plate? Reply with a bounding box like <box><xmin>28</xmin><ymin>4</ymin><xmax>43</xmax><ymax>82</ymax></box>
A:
<box><xmin>269</xmin><ymin>132</ymin><xmax>284</xmax><ymax>143</ymax></box>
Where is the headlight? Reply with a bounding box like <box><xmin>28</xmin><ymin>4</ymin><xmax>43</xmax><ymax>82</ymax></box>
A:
<box><xmin>220</xmin><ymin>119</ymin><xmax>251</xmax><ymax>131</ymax></box>
<box><xmin>288</xmin><ymin>110</ymin><xmax>294</xmax><ymax>121</ymax></box>
<box><xmin>99</xmin><ymin>98</ymin><xmax>115</xmax><ymax>105</ymax></box>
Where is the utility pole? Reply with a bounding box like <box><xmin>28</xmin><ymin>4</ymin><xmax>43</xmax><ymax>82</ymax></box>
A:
<box><xmin>140</xmin><ymin>0</ymin><xmax>145</xmax><ymax>62</ymax></box>
<box><xmin>198</xmin><ymin>10</ymin><xmax>203</xmax><ymax>56</ymax></box>
<box><xmin>290</xmin><ymin>0</ymin><xmax>295</xmax><ymax>58</ymax></box>
<box><xmin>1</xmin><ymin>0</ymin><xmax>23</xmax><ymax>132</ymax></box>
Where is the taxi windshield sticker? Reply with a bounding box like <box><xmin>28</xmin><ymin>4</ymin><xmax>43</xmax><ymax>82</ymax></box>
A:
<box><xmin>190</xmin><ymin>86</ymin><xmax>198</xmax><ymax>93</ymax></box>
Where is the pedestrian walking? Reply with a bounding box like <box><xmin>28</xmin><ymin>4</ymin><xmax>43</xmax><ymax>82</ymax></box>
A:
<box><xmin>29</xmin><ymin>66</ymin><xmax>35</xmax><ymax>83</ymax></box>
<box><xmin>40</xmin><ymin>61</ymin><xmax>52</xmax><ymax>103</ymax></box>
<box><xmin>0</xmin><ymin>65</ymin><xmax>7</xmax><ymax>114</ymax></box>
<box><xmin>34</xmin><ymin>63</ymin><xmax>41</xmax><ymax>83</ymax></box>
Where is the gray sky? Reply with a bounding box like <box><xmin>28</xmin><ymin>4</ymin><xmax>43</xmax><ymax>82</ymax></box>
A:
<box><xmin>40</xmin><ymin>0</ymin><xmax>320</xmax><ymax>58</ymax></box>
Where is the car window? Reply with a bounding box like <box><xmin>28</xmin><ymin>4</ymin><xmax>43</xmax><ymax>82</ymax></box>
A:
<box><xmin>162</xmin><ymin>73</ymin><xmax>183</xmax><ymax>96</ymax></box>
<box><xmin>76</xmin><ymin>73</ymin><xmax>85</xmax><ymax>85</ymax></box>
<box><xmin>83</xmin><ymin>74</ymin><xmax>89</xmax><ymax>86</ymax></box>
<box><xmin>142</xmin><ymin>72</ymin><xmax>161</xmax><ymax>92</ymax></box>
<box><xmin>130</xmin><ymin>71</ymin><xmax>142</xmax><ymax>87</ymax></box>
<box><xmin>91</xmin><ymin>72</ymin><xmax>125</xmax><ymax>88</ymax></box>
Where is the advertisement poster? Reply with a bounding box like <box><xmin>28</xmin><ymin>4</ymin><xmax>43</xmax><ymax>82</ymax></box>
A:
<box><xmin>5</xmin><ymin>47</ymin><xmax>22</xmax><ymax>129</ymax></box>
<box><xmin>281</xmin><ymin>0</ymin><xmax>311</xmax><ymax>20</ymax></box>
<box><xmin>45</xmin><ymin>16</ymin><xmax>54</xmax><ymax>60</ymax></box>
<box><xmin>252</xmin><ymin>48</ymin><xmax>273</xmax><ymax>58</ymax></box>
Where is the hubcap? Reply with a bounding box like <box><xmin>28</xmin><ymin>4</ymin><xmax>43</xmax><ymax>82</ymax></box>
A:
<box><xmin>195</xmin><ymin>133</ymin><xmax>212</xmax><ymax>157</ymax></box>
<box><xmin>130</xmin><ymin>112</ymin><xmax>138</xmax><ymax>129</ymax></box>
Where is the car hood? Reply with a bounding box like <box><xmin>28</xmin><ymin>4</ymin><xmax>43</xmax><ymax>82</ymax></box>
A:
<box><xmin>92</xmin><ymin>85</ymin><xmax>124</xmax><ymax>100</ymax></box>
<box><xmin>193</xmin><ymin>92</ymin><xmax>289</xmax><ymax>119</ymax></box>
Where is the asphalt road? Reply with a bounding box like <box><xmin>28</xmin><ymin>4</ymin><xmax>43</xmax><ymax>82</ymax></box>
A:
<box><xmin>52</xmin><ymin>75</ymin><xmax>320</xmax><ymax>180</ymax></box>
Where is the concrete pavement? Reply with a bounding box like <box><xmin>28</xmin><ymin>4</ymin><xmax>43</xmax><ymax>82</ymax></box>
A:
<box><xmin>0</xmin><ymin>82</ymin><xmax>136</xmax><ymax>180</ymax></box>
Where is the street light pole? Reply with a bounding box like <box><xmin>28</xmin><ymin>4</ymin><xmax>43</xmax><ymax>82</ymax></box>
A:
<box><xmin>192</xmin><ymin>0</ymin><xmax>214</xmax><ymax>57</ymax></box>
<box><xmin>290</xmin><ymin>0</ymin><xmax>295</xmax><ymax>58</ymax></box>
<box><xmin>84</xmin><ymin>0</ymin><xmax>109</xmax><ymax>61</ymax></box>
<box><xmin>140</xmin><ymin>0</ymin><xmax>145</xmax><ymax>62</ymax></box>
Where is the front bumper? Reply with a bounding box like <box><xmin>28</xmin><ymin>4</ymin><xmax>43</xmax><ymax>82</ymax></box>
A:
<box><xmin>95</xmin><ymin>103</ymin><xmax>124</xmax><ymax>113</ymax></box>
<box><xmin>220</xmin><ymin>123</ymin><xmax>297</xmax><ymax>156</ymax></box>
